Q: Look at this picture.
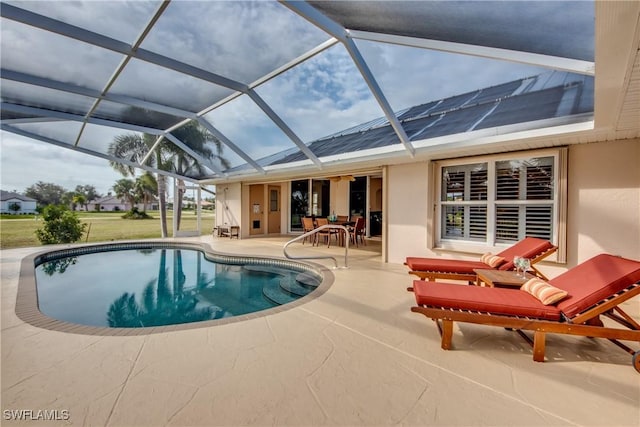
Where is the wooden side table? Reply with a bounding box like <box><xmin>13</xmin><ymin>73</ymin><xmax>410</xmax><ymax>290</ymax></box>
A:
<box><xmin>473</xmin><ymin>269</ymin><xmax>535</xmax><ymax>288</ymax></box>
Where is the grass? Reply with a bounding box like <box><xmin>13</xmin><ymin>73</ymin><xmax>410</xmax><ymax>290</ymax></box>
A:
<box><xmin>0</xmin><ymin>210</ymin><xmax>216</xmax><ymax>249</ymax></box>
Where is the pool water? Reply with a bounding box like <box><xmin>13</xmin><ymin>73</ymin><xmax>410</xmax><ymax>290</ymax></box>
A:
<box><xmin>35</xmin><ymin>247</ymin><xmax>321</xmax><ymax>328</ymax></box>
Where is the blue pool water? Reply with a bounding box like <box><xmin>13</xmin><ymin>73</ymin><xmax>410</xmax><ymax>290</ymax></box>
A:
<box><xmin>35</xmin><ymin>246</ymin><xmax>322</xmax><ymax>328</ymax></box>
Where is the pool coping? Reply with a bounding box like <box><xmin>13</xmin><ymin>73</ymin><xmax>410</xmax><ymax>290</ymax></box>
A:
<box><xmin>15</xmin><ymin>239</ymin><xmax>335</xmax><ymax>336</ymax></box>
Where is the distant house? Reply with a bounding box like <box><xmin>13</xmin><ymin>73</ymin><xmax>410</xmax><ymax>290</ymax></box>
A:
<box><xmin>85</xmin><ymin>196</ymin><xmax>127</xmax><ymax>212</ymax></box>
<box><xmin>86</xmin><ymin>196</ymin><xmax>157</xmax><ymax>212</ymax></box>
<box><xmin>0</xmin><ymin>190</ymin><xmax>37</xmax><ymax>214</ymax></box>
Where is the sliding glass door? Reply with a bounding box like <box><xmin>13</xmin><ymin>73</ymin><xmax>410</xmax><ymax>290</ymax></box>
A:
<box><xmin>290</xmin><ymin>179</ymin><xmax>308</xmax><ymax>232</ymax></box>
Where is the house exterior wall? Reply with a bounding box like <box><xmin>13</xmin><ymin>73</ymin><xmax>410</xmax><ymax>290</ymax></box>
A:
<box><xmin>0</xmin><ymin>198</ymin><xmax>37</xmax><ymax>214</ymax></box>
<box><xmin>85</xmin><ymin>201</ymin><xmax>152</xmax><ymax>211</ymax></box>
<box><xmin>222</xmin><ymin>138</ymin><xmax>638</xmax><ymax>271</ymax></box>
<box><xmin>565</xmin><ymin>138</ymin><xmax>640</xmax><ymax>263</ymax></box>
<box><xmin>330</xmin><ymin>180</ymin><xmax>350</xmax><ymax>217</ymax></box>
<box><xmin>387</xmin><ymin>161</ymin><xmax>430</xmax><ymax>263</ymax></box>
<box><xmin>215</xmin><ymin>183</ymin><xmax>242</xmax><ymax>234</ymax></box>
<box><xmin>386</xmin><ymin>138</ymin><xmax>640</xmax><ymax>274</ymax></box>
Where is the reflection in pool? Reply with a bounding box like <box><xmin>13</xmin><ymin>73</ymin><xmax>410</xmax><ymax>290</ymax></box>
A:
<box><xmin>35</xmin><ymin>246</ymin><xmax>322</xmax><ymax>328</ymax></box>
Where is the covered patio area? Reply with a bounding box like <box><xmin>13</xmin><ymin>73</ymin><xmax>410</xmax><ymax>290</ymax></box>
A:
<box><xmin>2</xmin><ymin>236</ymin><xmax>638</xmax><ymax>426</ymax></box>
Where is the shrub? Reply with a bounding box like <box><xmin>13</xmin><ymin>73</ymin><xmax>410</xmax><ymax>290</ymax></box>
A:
<box><xmin>121</xmin><ymin>207</ymin><xmax>153</xmax><ymax>220</ymax></box>
<box><xmin>35</xmin><ymin>205</ymin><xmax>87</xmax><ymax>244</ymax></box>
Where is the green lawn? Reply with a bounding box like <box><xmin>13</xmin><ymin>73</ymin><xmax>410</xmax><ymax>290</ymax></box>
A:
<box><xmin>0</xmin><ymin>211</ymin><xmax>215</xmax><ymax>249</ymax></box>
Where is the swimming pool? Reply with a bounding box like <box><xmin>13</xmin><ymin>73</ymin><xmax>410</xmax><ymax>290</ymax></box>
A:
<box><xmin>26</xmin><ymin>242</ymin><xmax>326</xmax><ymax>331</ymax></box>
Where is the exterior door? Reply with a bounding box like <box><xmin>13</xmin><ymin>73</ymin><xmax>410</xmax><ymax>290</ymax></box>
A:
<box><xmin>249</xmin><ymin>184</ymin><xmax>264</xmax><ymax>235</ymax></box>
<box><xmin>268</xmin><ymin>185</ymin><xmax>281</xmax><ymax>234</ymax></box>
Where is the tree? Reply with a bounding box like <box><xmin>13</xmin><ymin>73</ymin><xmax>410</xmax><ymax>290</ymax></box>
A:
<box><xmin>135</xmin><ymin>172</ymin><xmax>157</xmax><ymax>212</ymax></box>
<box><xmin>112</xmin><ymin>179</ymin><xmax>138</xmax><ymax>210</ymax></box>
<box><xmin>72</xmin><ymin>194</ymin><xmax>86</xmax><ymax>211</ymax></box>
<box><xmin>74</xmin><ymin>185</ymin><xmax>101</xmax><ymax>210</ymax></box>
<box><xmin>25</xmin><ymin>181</ymin><xmax>66</xmax><ymax>206</ymax></box>
<box><xmin>169</xmin><ymin>121</ymin><xmax>230</xmax><ymax>229</ymax></box>
<box><xmin>62</xmin><ymin>191</ymin><xmax>75</xmax><ymax>209</ymax></box>
<box><xmin>35</xmin><ymin>205</ymin><xmax>87</xmax><ymax>244</ymax></box>
<box><xmin>108</xmin><ymin>119</ymin><xmax>228</xmax><ymax>236</ymax></box>
<box><xmin>109</xmin><ymin>132</ymin><xmax>171</xmax><ymax>237</ymax></box>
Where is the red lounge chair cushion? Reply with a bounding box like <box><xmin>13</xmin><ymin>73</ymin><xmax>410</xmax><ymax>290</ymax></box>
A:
<box><xmin>497</xmin><ymin>237</ymin><xmax>556</xmax><ymax>271</ymax></box>
<box><xmin>521</xmin><ymin>278</ymin><xmax>568</xmax><ymax>305</ymax></box>
<box><xmin>552</xmin><ymin>254</ymin><xmax>640</xmax><ymax>318</ymax></box>
<box><xmin>406</xmin><ymin>257</ymin><xmax>487</xmax><ymax>274</ymax></box>
<box><xmin>413</xmin><ymin>280</ymin><xmax>562</xmax><ymax>321</ymax></box>
<box><xmin>405</xmin><ymin>238</ymin><xmax>555</xmax><ymax>275</ymax></box>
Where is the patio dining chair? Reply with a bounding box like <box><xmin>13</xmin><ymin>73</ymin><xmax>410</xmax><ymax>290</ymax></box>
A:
<box><xmin>315</xmin><ymin>217</ymin><xmax>338</xmax><ymax>247</ymax></box>
<box><xmin>408</xmin><ymin>253</ymin><xmax>640</xmax><ymax>372</ymax></box>
<box><xmin>350</xmin><ymin>216</ymin><xmax>366</xmax><ymax>247</ymax></box>
<box><xmin>302</xmin><ymin>217</ymin><xmax>316</xmax><ymax>245</ymax></box>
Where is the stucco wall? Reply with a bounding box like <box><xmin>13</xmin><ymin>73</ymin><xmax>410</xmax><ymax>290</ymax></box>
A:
<box><xmin>386</xmin><ymin>139</ymin><xmax>640</xmax><ymax>274</ymax></box>
<box><xmin>565</xmin><ymin>138</ymin><xmax>640</xmax><ymax>263</ymax></box>
<box><xmin>330</xmin><ymin>180</ymin><xmax>350</xmax><ymax>217</ymax></box>
<box><xmin>215</xmin><ymin>183</ymin><xmax>242</xmax><ymax>232</ymax></box>
<box><xmin>387</xmin><ymin>161</ymin><xmax>430</xmax><ymax>263</ymax></box>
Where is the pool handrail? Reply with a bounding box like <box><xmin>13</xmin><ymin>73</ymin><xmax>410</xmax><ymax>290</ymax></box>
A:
<box><xmin>283</xmin><ymin>224</ymin><xmax>350</xmax><ymax>269</ymax></box>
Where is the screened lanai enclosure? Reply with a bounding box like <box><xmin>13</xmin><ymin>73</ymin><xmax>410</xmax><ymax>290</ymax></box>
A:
<box><xmin>1</xmin><ymin>0</ymin><xmax>599</xmax><ymax>186</ymax></box>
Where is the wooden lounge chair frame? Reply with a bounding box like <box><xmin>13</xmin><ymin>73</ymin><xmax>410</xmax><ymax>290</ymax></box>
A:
<box><xmin>408</xmin><ymin>280</ymin><xmax>640</xmax><ymax>372</ymax></box>
<box><xmin>407</xmin><ymin>239</ymin><xmax>558</xmax><ymax>282</ymax></box>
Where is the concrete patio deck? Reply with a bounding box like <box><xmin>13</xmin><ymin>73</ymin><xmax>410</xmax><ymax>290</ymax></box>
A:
<box><xmin>2</xmin><ymin>236</ymin><xmax>639</xmax><ymax>426</ymax></box>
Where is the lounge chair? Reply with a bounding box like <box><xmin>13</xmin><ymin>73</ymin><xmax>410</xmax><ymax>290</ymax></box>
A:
<box><xmin>405</xmin><ymin>237</ymin><xmax>557</xmax><ymax>282</ymax></box>
<box><xmin>408</xmin><ymin>254</ymin><xmax>640</xmax><ymax>372</ymax></box>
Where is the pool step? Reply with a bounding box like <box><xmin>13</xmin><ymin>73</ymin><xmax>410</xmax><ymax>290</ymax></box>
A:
<box><xmin>280</xmin><ymin>276</ymin><xmax>314</xmax><ymax>297</ymax></box>
<box><xmin>262</xmin><ymin>279</ymin><xmax>299</xmax><ymax>306</ymax></box>
<box><xmin>248</xmin><ymin>265</ymin><xmax>321</xmax><ymax>306</ymax></box>
<box><xmin>295</xmin><ymin>272</ymin><xmax>321</xmax><ymax>288</ymax></box>
<box><xmin>243</xmin><ymin>265</ymin><xmax>285</xmax><ymax>276</ymax></box>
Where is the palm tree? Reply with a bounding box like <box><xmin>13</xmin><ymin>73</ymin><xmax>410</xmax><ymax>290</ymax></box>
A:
<box><xmin>109</xmin><ymin>132</ymin><xmax>171</xmax><ymax>237</ymax></box>
<box><xmin>169</xmin><ymin>122</ymin><xmax>230</xmax><ymax>229</ymax></box>
<box><xmin>135</xmin><ymin>172</ymin><xmax>157</xmax><ymax>212</ymax></box>
<box><xmin>71</xmin><ymin>194</ymin><xmax>86</xmax><ymax>211</ymax></box>
<box><xmin>112</xmin><ymin>178</ymin><xmax>138</xmax><ymax>211</ymax></box>
<box><xmin>108</xmin><ymin>119</ymin><xmax>228</xmax><ymax>237</ymax></box>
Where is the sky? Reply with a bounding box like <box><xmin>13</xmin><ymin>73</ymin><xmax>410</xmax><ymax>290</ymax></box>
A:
<box><xmin>0</xmin><ymin>0</ymin><xmax>590</xmax><ymax>198</ymax></box>
<box><xmin>0</xmin><ymin>134</ymin><xmax>126</xmax><ymax>195</ymax></box>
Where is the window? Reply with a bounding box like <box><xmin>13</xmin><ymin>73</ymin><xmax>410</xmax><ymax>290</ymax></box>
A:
<box><xmin>435</xmin><ymin>149</ymin><xmax>566</xmax><ymax>255</ymax></box>
<box><xmin>269</xmin><ymin>189</ymin><xmax>278</xmax><ymax>212</ymax></box>
<box><xmin>441</xmin><ymin>163</ymin><xmax>487</xmax><ymax>241</ymax></box>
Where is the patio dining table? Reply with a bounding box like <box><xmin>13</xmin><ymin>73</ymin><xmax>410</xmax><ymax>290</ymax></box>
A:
<box><xmin>328</xmin><ymin>220</ymin><xmax>355</xmax><ymax>246</ymax></box>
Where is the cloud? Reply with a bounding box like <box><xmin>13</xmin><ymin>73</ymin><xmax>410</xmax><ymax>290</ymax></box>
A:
<box><xmin>0</xmin><ymin>0</ymin><xmax>562</xmax><ymax>179</ymax></box>
<box><xmin>5</xmin><ymin>0</ymin><xmax>160</xmax><ymax>43</ymax></box>
<box><xmin>355</xmin><ymin>40</ymin><xmax>548</xmax><ymax>111</ymax></box>
<box><xmin>140</xmin><ymin>1</ymin><xmax>329</xmax><ymax>85</ymax></box>
<box><xmin>1</xmin><ymin>132</ymin><xmax>127</xmax><ymax>195</ymax></box>
<box><xmin>255</xmin><ymin>44</ymin><xmax>384</xmax><ymax>143</ymax></box>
